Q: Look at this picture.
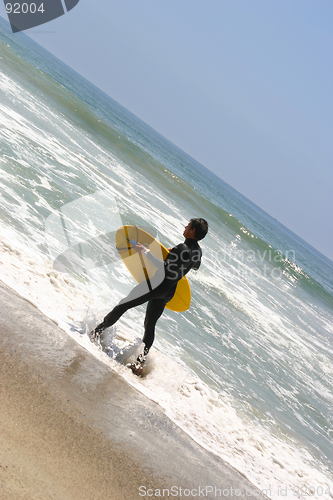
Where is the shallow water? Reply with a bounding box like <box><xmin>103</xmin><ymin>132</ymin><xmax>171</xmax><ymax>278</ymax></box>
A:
<box><xmin>1</xmin><ymin>17</ymin><xmax>333</xmax><ymax>499</ymax></box>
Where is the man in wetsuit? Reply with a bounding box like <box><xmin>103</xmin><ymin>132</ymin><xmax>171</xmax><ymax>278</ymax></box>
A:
<box><xmin>89</xmin><ymin>218</ymin><xmax>208</xmax><ymax>374</ymax></box>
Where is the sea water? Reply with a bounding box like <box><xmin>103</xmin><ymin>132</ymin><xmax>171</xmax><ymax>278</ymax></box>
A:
<box><xmin>1</xmin><ymin>17</ymin><xmax>333</xmax><ymax>499</ymax></box>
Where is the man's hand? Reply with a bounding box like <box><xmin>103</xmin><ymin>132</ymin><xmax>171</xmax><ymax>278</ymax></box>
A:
<box><xmin>135</xmin><ymin>243</ymin><xmax>147</xmax><ymax>254</ymax></box>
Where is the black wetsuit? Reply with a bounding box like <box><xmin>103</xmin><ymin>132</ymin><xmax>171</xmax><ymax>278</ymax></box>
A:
<box><xmin>99</xmin><ymin>238</ymin><xmax>202</xmax><ymax>351</ymax></box>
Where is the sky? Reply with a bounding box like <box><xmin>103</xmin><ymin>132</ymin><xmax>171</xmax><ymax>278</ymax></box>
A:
<box><xmin>1</xmin><ymin>1</ymin><xmax>333</xmax><ymax>261</ymax></box>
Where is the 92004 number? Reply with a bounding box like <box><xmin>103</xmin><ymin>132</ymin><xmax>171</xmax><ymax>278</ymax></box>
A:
<box><xmin>6</xmin><ymin>3</ymin><xmax>45</xmax><ymax>14</ymax></box>
<box><xmin>292</xmin><ymin>485</ymin><xmax>331</xmax><ymax>497</ymax></box>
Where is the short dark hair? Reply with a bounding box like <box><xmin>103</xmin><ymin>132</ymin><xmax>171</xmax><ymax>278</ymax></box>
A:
<box><xmin>190</xmin><ymin>218</ymin><xmax>208</xmax><ymax>240</ymax></box>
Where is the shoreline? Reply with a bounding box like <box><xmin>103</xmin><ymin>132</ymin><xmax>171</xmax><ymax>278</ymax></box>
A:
<box><xmin>0</xmin><ymin>279</ymin><xmax>265</xmax><ymax>499</ymax></box>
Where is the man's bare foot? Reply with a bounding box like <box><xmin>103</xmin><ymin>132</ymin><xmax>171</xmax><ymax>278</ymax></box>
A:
<box><xmin>128</xmin><ymin>361</ymin><xmax>144</xmax><ymax>376</ymax></box>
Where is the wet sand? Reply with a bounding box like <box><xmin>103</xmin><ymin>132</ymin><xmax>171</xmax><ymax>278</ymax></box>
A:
<box><xmin>0</xmin><ymin>280</ymin><xmax>265</xmax><ymax>499</ymax></box>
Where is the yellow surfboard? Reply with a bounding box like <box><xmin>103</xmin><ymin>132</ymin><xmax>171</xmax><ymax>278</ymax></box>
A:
<box><xmin>115</xmin><ymin>225</ymin><xmax>191</xmax><ymax>312</ymax></box>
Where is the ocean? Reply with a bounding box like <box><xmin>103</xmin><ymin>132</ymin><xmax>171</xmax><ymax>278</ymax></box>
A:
<box><xmin>1</xmin><ymin>17</ymin><xmax>332</xmax><ymax>499</ymax></box>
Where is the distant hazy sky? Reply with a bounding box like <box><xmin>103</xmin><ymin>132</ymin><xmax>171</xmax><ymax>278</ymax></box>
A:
<box><xmin>1</xmin><ymin>1</ymin><xmax>332</xmax><ymax>260</ymax></box>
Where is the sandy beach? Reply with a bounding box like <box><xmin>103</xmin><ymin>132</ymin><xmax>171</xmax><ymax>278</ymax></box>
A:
<box><xmin>0</xmin><ymin>279</ymin><xmax>265</xmax><ymax>499</ymax></box>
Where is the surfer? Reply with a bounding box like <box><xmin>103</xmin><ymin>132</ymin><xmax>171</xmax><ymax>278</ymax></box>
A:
<box><xmin>89</xmin><ymin>218</ymin><xmax>208</xmax><ymax>375</ymax></box>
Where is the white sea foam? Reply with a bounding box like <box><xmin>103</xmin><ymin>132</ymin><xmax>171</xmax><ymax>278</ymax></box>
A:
<box><xmin>1</xmin><ymin>43</ymin><xmax>333</xmax><ymax>499</ymax></box>
<box><xmin>0</xmin><ymin>233</ymin><xmax>332</xmax><ymax>500</ymax></box>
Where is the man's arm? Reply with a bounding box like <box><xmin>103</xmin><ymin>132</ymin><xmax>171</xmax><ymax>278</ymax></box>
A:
<box><xmin>135</xmin><ymin>243</ymin><xmax>165</xmax><ymax>271</ymax></box>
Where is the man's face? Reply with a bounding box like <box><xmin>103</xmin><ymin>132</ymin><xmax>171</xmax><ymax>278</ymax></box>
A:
<box><xmin>183</xmin><ymin>222</ymin><xmax>195</xmax><ymax>239</ymax></box>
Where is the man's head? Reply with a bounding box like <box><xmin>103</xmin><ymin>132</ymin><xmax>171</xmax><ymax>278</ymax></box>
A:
<box><xmin>183</xmin><ymin>218</ymin><xmax>208</xmax><ymax>240</ymax></box>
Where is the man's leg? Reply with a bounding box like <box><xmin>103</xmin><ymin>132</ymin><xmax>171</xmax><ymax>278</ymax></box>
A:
<box><xmin>130</xmin><ymin>299</ymin><xmax>166</xmax><ymax>374</ymax></box>
<box><xmin>89</xmin><ymin>281</ymin><xmax>155</xmax><ymax>341</ymax></box>
<box><xmin>89</xmin><ymin>276</ymin><xmax>172</xmax><ymax>341</ymax></box>
<box><xmin>142</xmin><ymin>299</ymin><xmax>167</xmax><ymax>352</ymax></box>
